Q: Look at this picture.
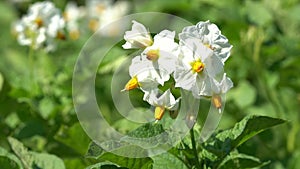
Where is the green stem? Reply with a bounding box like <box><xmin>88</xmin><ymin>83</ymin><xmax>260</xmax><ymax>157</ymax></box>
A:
<box><xmin>28</xmin><ymin>47</ymin><xmax>34</xmax><ymax>92</ymax></box>
<box><xmin>190</xmin><ymin>127</ymin><xmax>201</xmax><ymax>169</ymax></box>
<box><xmin>28</xmin><ymin>46</ymin><xmax>39</xmax><ymax>97</ymax></box>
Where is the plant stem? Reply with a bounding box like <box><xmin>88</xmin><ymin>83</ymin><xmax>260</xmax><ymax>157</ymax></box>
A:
<box><xmin>28</xmin><ymin>47</ymin><xmax>34</xmax><ymax>93</ymax></box>
<box><xmin>190</xmin><ymin>127</ymin><xmax>201</xmax><ymax>169</ymax></box>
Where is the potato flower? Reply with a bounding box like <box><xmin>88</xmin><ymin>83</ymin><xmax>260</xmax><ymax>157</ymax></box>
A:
<box><xmin>143</xmin><ymin>89</ymin><xmax>180</xmax><ymax>120</ymax></box>
<box><xmin>122</xmin><ymin>20</ymin><xmax>153</xmax><ymax>49</ymax></box>
<box><xmin>13</xmin><ymin>1</ymin><xmax>66</xmax><ymax>51</ymax></box>
<box><xmin>174</xmin><ymin>37</ymin><xmax>223</xmax><ymax>98</ymax></box>
<box><xmin>63</xmin><ymin>2</ymin><xmax>85</xmax><ymax>40</ymax></box>
<box><xmin>179</xmin><ymin>20</ymin><xmax>232</xmax><ymax>63</ymax></box>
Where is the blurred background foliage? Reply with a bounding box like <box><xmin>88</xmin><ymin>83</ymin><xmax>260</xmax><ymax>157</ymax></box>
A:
<box><xmin>0</xmin><ymin>0</ymin><xmax>300</xmax><ymax>168</ymax></box>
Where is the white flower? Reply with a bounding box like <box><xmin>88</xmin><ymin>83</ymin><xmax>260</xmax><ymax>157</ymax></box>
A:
<box><xmin>122</xmin><ymin>20</ymin><xmax>153</xmax><ymax>49</ymax></box>
<box><xmin>174</xmin><ymin>38</ymin><xmax>224</xmax><ymax>98</ymax></box>
<box><xmin>210</xmin><ymin>73</ymin><xmax>233</xmax><ymax>113</ymax></box>
<box><xmin>179</xmin><ymin>20</ymin><xmax>232</xmax><ymax>63</ymax></box>
<box><xmin>47</xmin><ymin>14</ymin><xmax>65</xmax><ymax>39</ymax></box>
<box><xmin>126</xmin><ymin>30</ymin><xmax>179</xmax><ymax>81</ymax></box>
<box><xmin>64</xmin><ymin>2</ymin><xmax>85</xmax><ymax>40</ymax></box>
<box><xmin>122</xmin><ymin>55</ymin><xmax>170</xmax><ymax>92</ymax></box>
<box><xmin>86</xmin><ymin>0</ymin><xmax>110</xmax><ymax>32</ymax></box>
<box><xmin>12</xmin><ymin>1</ymin><xmax>66</xmax><ymax>51</ymax></box>
<box><xmin>13</xmin><ymin>19</ymin><xmax>47</xmax><ymax>49</ymax></box>
<box><xmin>143</xmin><ymin>89</ymin><xmax>180</xmax><ymax>120</ymax></box>
<box><xmin>98</xmin><ymin>1</ymin><xmax>129</xmax><ymax>36</ymax></box>
<box><xmin>25</xmin><ymin>1</ymin><xmax>60</xmax><ymax>28</ymax></box>
<box><xmin>86</xmin><ymin>0</ymin><xmax>129</xmax><ymax>34</ymax></box>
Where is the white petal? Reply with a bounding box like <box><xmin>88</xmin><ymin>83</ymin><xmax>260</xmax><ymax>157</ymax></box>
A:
<box><xmin>122</xmin><ymin>20</ymin><xmax>152</xmax><ymax>49</ymax></box>
<box><xmin>204</xmin><ymin>54</ymin><xmax>224</xmax><ymax>78</ymax></box>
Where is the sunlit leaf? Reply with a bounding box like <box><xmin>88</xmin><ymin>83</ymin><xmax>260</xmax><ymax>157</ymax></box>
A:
<box><xmin>217</xmin><ymin>152</ymin><xmax>269</xmax><ymax>169</ymax></box>
<box><xmin>151</xmin><ymin>152</ymin><xmax>189</xmax><ymax>169</ymax></box>
<box><xmin>8</xmin><ymin>137</ymin><xmax>65</xmax><ymax>169</ymax></box>
<box><xmin>86</xmin><ymin>142</ymin><xmax>153</xmax><ymax>169</ymax></box>
<box><xmin>216</xmin><ymin>115</ymin><xmax>286</xmax><ymax>149</ymax></box>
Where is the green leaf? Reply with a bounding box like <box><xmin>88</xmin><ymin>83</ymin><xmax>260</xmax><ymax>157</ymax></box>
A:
<box><xmin>86</xmin><ymin>162</ymin><xmax>127</xmax><ymax>169</ymax></box>
<box><xmin>38</xmin><ymin>98</ymin><xmax>55</xmax><ymax>119</ymax></box>
<box><xmin>217</xmin><ymin>152</ymin><xmax>269</xmax><ymax>169</ymax></box>
<box><xmin>126</xmin><ymin>122</ymin><xmax>165</xmax><ymax>138</ymax></box>
<box><xmin>86</xmin><ymin>142</ymin><xmax>153</xmax><ymax>169</ymax></box>
<box><xmin>0</xmin><ymin>156</ymin><xmax>19</xmax><ymax>169</ymax></box>
<box><xmin>30</xmin><ymin>152</ymin><xmax>65</xmax><ymax>169</ymax></box>
<box><xmin>8</xmin><ymin>137</ymin><xmax>65</xmax><ymax>169</ymax></box>
<box><xmin>217</xmin><ymin>115</ymin><xmax>286</xmax><ymax>148</ymax></box>
<box><xmin>151</xmin><ymin>152</ymin><xmax>189</xmax><ymax>169</ymax></box>
<box><xmin>85</xmin><ymin>142</ymin><xmax>105</xmax><ymax>159</ymax></box>
<box><xmin>0</xmin><ymin>146</ymin><xmax>23</xmax><ymax>169</ymax></box>
<box><xmin>120</xmin><ymin>122</ymin><xmax>169</xmax><ymax>149</ymax></box>
<box><xmin>8</xmin><ymin>137</ymin><xmax>34</xmax><ymax>169</ymax></box>
<box><xmin>54</xmin><ymin>123</ymin><xmax>90</xmax><ymax>155</ymax></box>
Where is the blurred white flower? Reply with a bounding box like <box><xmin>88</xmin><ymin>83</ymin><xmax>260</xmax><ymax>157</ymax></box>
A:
<box><xmin>64</xmin><ymin>2</ymin><xmax>85</xmax><ymax>40</ymax></box>
<box><xmin>179</xmin><ymin>20</ymin><xmax>232</xmax><ymax>63</ymax></box>
<box><xmin>47</xmin><ymin>14</ymin><xmax>66</xmax><ymax>39</ymax></box>
<box><xmin>174</xmin><ymin>38</ymin><xmax>224</xmax><ymax>98</ymax></box>
<box><xmin>86</xmin><ymin>0</ymin><xmax>129</xmax><ymax>34</ymax></box>
<box><xmin>12</xmin><ymin>20</ymin><xmax>46</xmax><ymax>49</ymax></box>
<box><xmin>122</xmin><ymin>20</ymin><xmax>153</xmax><ymax>49</ymax></box>
<box><xmin>143</xmin><ymin>89</ymin><xmax>180</xmax><ymax>120</ymax></box>
<box><xmin>12</xmin><ymin>1</ymin><xmax>66</xmax><ymax>51</ymax></box>
<box><xmin>99</xmin><ymin>1</ymin><xmax>129</xmax><ymax>36</ymax></box>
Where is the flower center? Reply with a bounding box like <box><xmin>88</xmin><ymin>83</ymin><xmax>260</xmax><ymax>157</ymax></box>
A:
<box><xmin>190</xmin><ymin>59</ymin><xmax>205</xmax><ymax>73</ymax></box>
<box><xmin>88</xmin><ymin>19</ymin><xmax>99</xmax><ymax>32</ymax></box>
<box><xmin>124</xmin><ymin>76</ymin><xmax>139</xmax><ymax>91</ymax></box>
<box><xmin>35</xmin><ymin>17</ymin><xmax>43</xmax><ymax>28</ymax></box>
<box><xmin>204</xmin><ymin>43</ymin><xmax>214</xmax><ymax>50</ymax></box>
<box><xmin>56</xmin><ymin>31</ymin><xmax>66</xmax><ymax>40</ymax></box>
<box><xmin>154</xmin><ymin>106</ymin><xmax>165</xmax><ymax>120</ymax></box>
<box><xmin>146</xmin><ymin>49</ymin><xmax>159</xmax><ymax>61</ymax></box>
<box><xmin>69</xmin><ymin>30</ymin><xmax>80</xmax><ymax>40</ymax></box>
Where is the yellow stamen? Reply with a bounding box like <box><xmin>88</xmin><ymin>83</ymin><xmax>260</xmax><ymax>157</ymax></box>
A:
<box><xmin>154</xmin><ymin>106</ymin><xmax>165</xmax><ymax>120</ymax></box>
<box><xmin>204</xmin><ymin>43</ymin><xmax>213</xmax><ymax>50</ymax></box>
<box><xmin>123</xmin><ymin>76</ymin><xmax>140</xmax><ymax>91</ymax></box>
<box><xmin>63</xmin><ymin>12</ymin><xmax>69</xmax><ymax>21</ymax></box>
<box><xmin>212</xmin><ymin>95</ymin><xmax>222</xmax><ymax>113</ymax></box>
<box><xmin>146</xmin><ymin>49</ymin><xmax>159</xmax><ymax>61</ymax></box>
<box><xmin>69</xmin><ymin>30</ymin><xmax>80</xmax><ymax>40</ymax></box>
<box><xmin>88</xmin><ymin>19</ymin><xmax>99</xmax><ymax>32</ymax></box>
<box><xmin>56</xmin><ymin>31</ymin><xmax>66</xmax><ymax>40</ymax></box>
<box><xmin>35</xmin><ymin>17</ymin><xmax>43</xmax><ymax>28</ymax></box>
<box><xmin>190</xmin><ymin>59</ymin><xmax>205</xmax><ymax>73</ymax></box>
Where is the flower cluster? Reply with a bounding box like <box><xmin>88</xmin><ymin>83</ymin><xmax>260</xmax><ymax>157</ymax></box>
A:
<box><xmin>12</xmin><ymin>0</ymin><xmax>129</xmax><ymax>51</ymax></box>
<box><xmin>122</xmin><ymin>20</ymin><xmax>233</xmax><ymax>120</ymax></box>
<box><xmin>12</xmin><ymin>1</ymin><xmax>66</xmax><ymax>51</ymax></box>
